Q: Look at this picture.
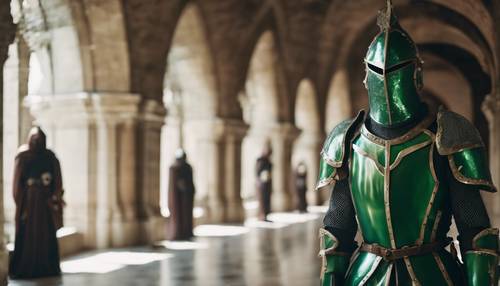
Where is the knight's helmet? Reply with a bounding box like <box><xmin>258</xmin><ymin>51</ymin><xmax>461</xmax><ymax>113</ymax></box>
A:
<box><xmin>364</xmin><ymin>0</ymin><xmax>426</xmax><ymax>127</ymax></box>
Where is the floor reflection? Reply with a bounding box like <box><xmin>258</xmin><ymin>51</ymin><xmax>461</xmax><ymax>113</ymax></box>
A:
<box><xmin>9</xmin><ymin>211</ymin><xmax>322</xmax><ymax>286</ymax></box>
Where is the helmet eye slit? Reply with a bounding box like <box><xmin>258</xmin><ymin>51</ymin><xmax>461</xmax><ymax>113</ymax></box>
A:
<box><xmin>386</xmin><ymin>60</ymin><xmax>414</xmax><ymax>74</ymax></box>
<box><xmin>367</xmin><ymin>63</ymin><xmax>384</xmax><ymax>76</ymax></box>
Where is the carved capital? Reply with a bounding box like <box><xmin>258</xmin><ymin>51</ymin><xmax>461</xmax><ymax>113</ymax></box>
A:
<box><xmin>482</xmin><ymin>94</ymin><xmax>500</xmax><ymax>123</ymax></box>
<box><xmin>16</xmin><ymin>0</ymin><xmax>50</xmax><ymax>51</ymax></box>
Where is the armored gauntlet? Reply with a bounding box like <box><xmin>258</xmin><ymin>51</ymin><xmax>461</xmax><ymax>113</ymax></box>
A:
<box><xmin>318</xmin><ymin>228</ymin><xmax>351</xmax><ymax>286</ymax></box>
<box><xmin>463</xmin><ymin>228</ymin><xmax>499</xmax><ymax>286</ymax></box>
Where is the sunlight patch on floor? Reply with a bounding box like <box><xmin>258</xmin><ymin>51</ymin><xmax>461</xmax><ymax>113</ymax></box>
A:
<box><xmin>156</xmin><ymin>240</ymin><xmax>209</xmax><ymax>250</ymax></box>
<box><xmin>307</xmin><ymin>205</ymin><xmax>329</xmax><ymax>213</ymax></box>
<box><xmin>244</xmin><ymin>218</ymin><xmax>288</xmax><ymax>229</ymax></box>
<box><xmin>267</xmin><ymin>212</ymin><xmax>320</xmax><ymax>223</ymax></box>
<box><xmin>193</xmin><ymin>225</ymin><xmax>250</xmax><ymax>237</ymax></box>
<box><xmin>244</xmin><ymin>212</ymin><xmax>320</xmax><ymax>229</ymax></box>
<box><xmin>61</xmin><ymin>252</ymin><xmax>173</xmax><ymax>274</ymax></box>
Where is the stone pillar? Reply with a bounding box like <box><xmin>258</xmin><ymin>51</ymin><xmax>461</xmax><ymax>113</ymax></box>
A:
<box><xmin>221</xmin><ymin>121</ymin><xmax>248</xmax><ymax>222</ymax></box>
<box><xmin>482</xmin><ymin>94</ymin><xmax>500</xmax><ymax>227</ymax></box>
<box><xmin>0</xmin><ymin>2</ymin><xmax>17</xmax><ymax>282</ymax></box>
<box><xmin>270</xmin><ymin>123</ymin><xmax>300</xmax><ymax>212</ymax></box>
<box><xmin>293</xmin><ymin>131</ymin><xmax>325</xmax><ymax>205</ymax></box>
<box><xmin>26</xmin><ymin>92</ymin><xmax>150</xmax><ymax>248</ymax></box>
<box><xmin>3</xmin><ymin>39</ymin><xmax>31</xmax><ymax>241</ymax></box>
<box><xmin>136</xmin><ymin>100</ymin><xmax>166</xmax><ymax>243</ymax></box>
<box><xmin>184</xmin><ymin>119</ymin><xmax>247</xmax><ymax>223</ymax></box>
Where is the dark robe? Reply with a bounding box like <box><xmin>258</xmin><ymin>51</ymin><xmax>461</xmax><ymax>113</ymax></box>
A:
<box><xmin>294</xmin><ymin>169</ymin><xmax>308</xmax><ymax>213</ymax></box>
<box><xmin>256</xmin><ymin>156</ymin><xmax>272</xmax><ymax>221</ymax></box>
<box><xmin>167</xmin><ymin>158</ymin><xmax>195</xmax><ymax>240</ymax></box>
<box><xmin>10</xmin><ymin>129</ymin><xmax>63</xmax><ymax>279</ymax></box>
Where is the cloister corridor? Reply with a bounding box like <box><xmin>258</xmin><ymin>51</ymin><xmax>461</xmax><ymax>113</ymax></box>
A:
<box><xmin>0</xmin><ymin>0</ymin><xmax>500</xmax><ymax>285</ymax></box>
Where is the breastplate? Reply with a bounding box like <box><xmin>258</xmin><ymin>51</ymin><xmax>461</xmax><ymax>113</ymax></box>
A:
<box><xmin>350</xmin><ymin>124</ymin><xmax>448</xmax><ymax>249</ymax></box>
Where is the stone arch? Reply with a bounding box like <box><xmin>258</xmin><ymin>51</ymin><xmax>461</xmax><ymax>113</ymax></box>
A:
<box><xmin>241</xmin><ymin>29</ymin><xmax>301</xmax><ymax>212</ymax></box>
<box><xmin>292</xmin><ymin>79</ymin><xmax>324</xmax><ymax>205</ymax></box>
<box><xmin>161</xmin><ymin>3</ymin><xmax>219</xmax><ymax>216</ymax></box>
<box><xmin>325</xmin><ymin>69</ymin><xmax>353</xmax><ymax>133</ymax></box>
<box><xmin>15</xmin><ymin>0</ymin><xmax>131</xmax><ymax>95</ymax></box>
<box><xmin>16</xmin><ymin>0</ymin><xmax>152</xmax><ymax>248</ymax></box>
<box><xmin>241</xmin><ymin>30</ymin><xmax>281</xmax><ymax>204</ymax></box>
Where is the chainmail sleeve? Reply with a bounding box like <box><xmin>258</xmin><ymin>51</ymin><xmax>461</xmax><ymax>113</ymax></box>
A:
<box><xmin>323</xmin><ymin>178</ymin><xmax>358</xmax><ymax>252</ymax></box>
<box><xmin>448</xmin><ymin>168</ymin><xmax>491</xmax><ymax>253</ymax></box>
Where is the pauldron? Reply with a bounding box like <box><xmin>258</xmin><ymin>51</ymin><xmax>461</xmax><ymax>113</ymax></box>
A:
<box><xmin>436</xmin><ymin>109</ymin><xmax>496</xmax><ymax>192</ymax></box>
<box><xmin>316</xmin><ymin>111</ymin><xmax>365</xmax><ymax>189</ymax></box>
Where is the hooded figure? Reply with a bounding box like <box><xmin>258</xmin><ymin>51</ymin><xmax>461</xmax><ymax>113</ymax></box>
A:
<box><xmin>9</xmin><ymin>127</ymin><xmax>64</xmax><ymax>279</ymax></box>
<box><xmin>167</xmin><ymin>149</ymin><xmax>196</xmax><ymax>240</ymax></box>
<box><xmin>293</xmin><ymin>162</ymin><xmax>308</xmax><ymax>213</ymax></box>
<box><xmin>256</xmin><ymin>142</ymin><xmax>272</xmax><ymax>221</ymax></box>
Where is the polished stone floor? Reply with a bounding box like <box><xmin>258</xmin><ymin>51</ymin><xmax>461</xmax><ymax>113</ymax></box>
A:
<box><xmin>9</xmin><ymin>209</ymin><xmax>324</xmax><ymax>286</ymax></box>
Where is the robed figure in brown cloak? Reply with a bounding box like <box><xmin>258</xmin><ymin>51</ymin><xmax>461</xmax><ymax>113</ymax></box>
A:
<box><xmin>256</xmin><ymin>143</ymin><xmax>272</xmax><ymax>221</ymax></box>
<box><xmin>9</xmin><ymin>127</ymin><xmax>64</xmax><ymax>279</ymax></box>
<box><xmin>293</xmin><ymin>162</ymin><xmax>308</xmax><ymax>213</ymax></box>
<box><xmin>167</xmin><ymin>149</ymin><xmax>195</xmax><ymax>240</ymax></box>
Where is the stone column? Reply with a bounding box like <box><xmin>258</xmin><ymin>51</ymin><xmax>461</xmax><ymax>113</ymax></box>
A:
<box><xmin>221</xmin><ymin>121</ymin><xmax>248</xmax><ymax>222</ymax></box>
<box><xmin>136</xmin><ymin>100</ymin><xmax>166</xmax><ymax>243</ymax></box>
<box><xmin>3</xmin><ymin>39</ymin><xmax>31</xmax><ymax>241</ymax></box>
<box><xmin>184</xmin><ymin>119</ymin><xmax>248</xmax><ymax>223</ymax></box>
<box><xmin>270</xmin><ymin>123</ymin><xmax>300</xmax><ymax>212</ymax></box>
<box><xmin>0</xmin><ymin>2</ymin><xmax>17</xmax><ymax>282</ymax></box>
<box><xmin>26</xmin><ymin>92</ymin><xmax>148</xmax><ymax>248</ymax></box>
<box><xmin>482</xmin><ymin>94</ymin><xmax>500</xmax><ymax>227</ymax></box>
<box><xmin>293</xmin><ymin>131</ymin><xmax>325</xmax><ymax>206</ymax></box>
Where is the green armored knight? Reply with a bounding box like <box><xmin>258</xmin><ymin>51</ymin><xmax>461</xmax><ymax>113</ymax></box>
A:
<box><xmin>317</xmin><ymin>1</ymin><xmax>499</xmax><ymax>285</ymax></box>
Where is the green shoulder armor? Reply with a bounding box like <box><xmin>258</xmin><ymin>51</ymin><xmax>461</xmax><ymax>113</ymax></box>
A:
<box><xmin>316</xmin><ymin>110</ymin><xmax>365</xmax><ymax>189</ymax></box>
<box><xmin>436</xmin><ymin>109</ymin><xmax>496</xmax><ymax>192</ymax></box>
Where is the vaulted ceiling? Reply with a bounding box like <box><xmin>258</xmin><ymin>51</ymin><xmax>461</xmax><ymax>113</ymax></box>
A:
<box><xmin>4</xmin><ymin>0</ymin><xmax>500</xmax><ymax>125</ymax></box>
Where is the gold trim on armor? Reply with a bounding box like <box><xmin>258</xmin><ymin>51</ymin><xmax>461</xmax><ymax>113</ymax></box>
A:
<box><xmin>389</xmin><ymin>138</ymin><xmax>432</xmax><ymax>171</ymax></box>
<box><xmin>321</xmin><ymin>110</ymin><xmax>365</xmax><ymax>168</ymax></box>
<box><xmin>318</xmin><ymin>228</ymin><xmax>339</xmax><ymax>255</ymax></box>
<box><xmin>359</xmin><ymin>256</ymin><xmax>383</xmax><ymax>286</ymax></box>
<box><xmin>361</xmin><ymin>107</ymin><xmax>436</xmax><ymax>146</ymax></box>
<box><xmin>318</xmin><ymin>228</ymin><xmax>338</xmax><ymax>279</ymax></box>
<box><xmin>346</xmin><ymin>245</ymin><xmax>361</xmax><ymax>277</ymax></box>
<box><xmin>320</xmin><ymin>156</ymin><xmax>342</xmax><ymax>168</ymax></box>
<box><xmin>416</xmin><ymin>143</ymin><xmax>439</xmax><ymax>245</ymax></box>
<box><xmin>436</xmin><ymin>142</ymin><xmax>484</xmax><ymax>156</ymax></box>
<box><xmin>315</xmin><ymin>168</ymin><xmax>338</xmax><ymax>190</ymax></box>
<box><xmin>433</xmin><ymin>253</ymin><xmax>453</xmax><ymax>286</ymax></box>
<box><xmin>472</xmin><ymin>228</ymin><xmax>499</xmax><ymax>250</ymax></box>
<box><xmin>352</xmin><ymin>144</ymin><xmax>385</xmax><ymax>174</ymax></box>
<box><xmin>404</xmin><ymin>257</ymin><xmax>421</xmax><ymax>286</ymax></box>
<box><xmin>430</xmin><ymin>211</ymin><xmax>442</xmax><ymax>242</ymax></box>
<box><xmin>384</xmin><ymin>263</ymin><xmax>393</xmax><ymax>286</ymax></box>
<box><xmin>384</xmin><ymin>143</ymin><xmax>396</xmax><ymax>248</ymax></box>
<box><xmin>383</xmin><ymin>26</ymin><xmax>393</xmax><ymax>125</ymax></box>
<box><xmin>465</xmin><ymin>250</ymin><xmax>499</xmax><ymax>257</ymax></box>
<box><xmin>448</xmin><ymin>155</ymin><xmax>497</xmax><ymax>191</ymax></box>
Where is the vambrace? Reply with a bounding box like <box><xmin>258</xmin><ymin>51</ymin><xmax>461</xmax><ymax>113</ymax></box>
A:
<box><xmin>463</xmin><ymin>228</ymin><xmax>499</xmax><ymax>286</ymax></box>
<box><xmin>318</xmin><ymin>228</ymin><xmax>352</xmax><ymax>286</ymax></box>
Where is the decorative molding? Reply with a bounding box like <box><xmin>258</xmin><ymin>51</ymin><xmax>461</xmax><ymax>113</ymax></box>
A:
<box><xmin>25</xmin><ymin>92</ymin><xmax>141</xmax><ymax>126</ymax></box>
